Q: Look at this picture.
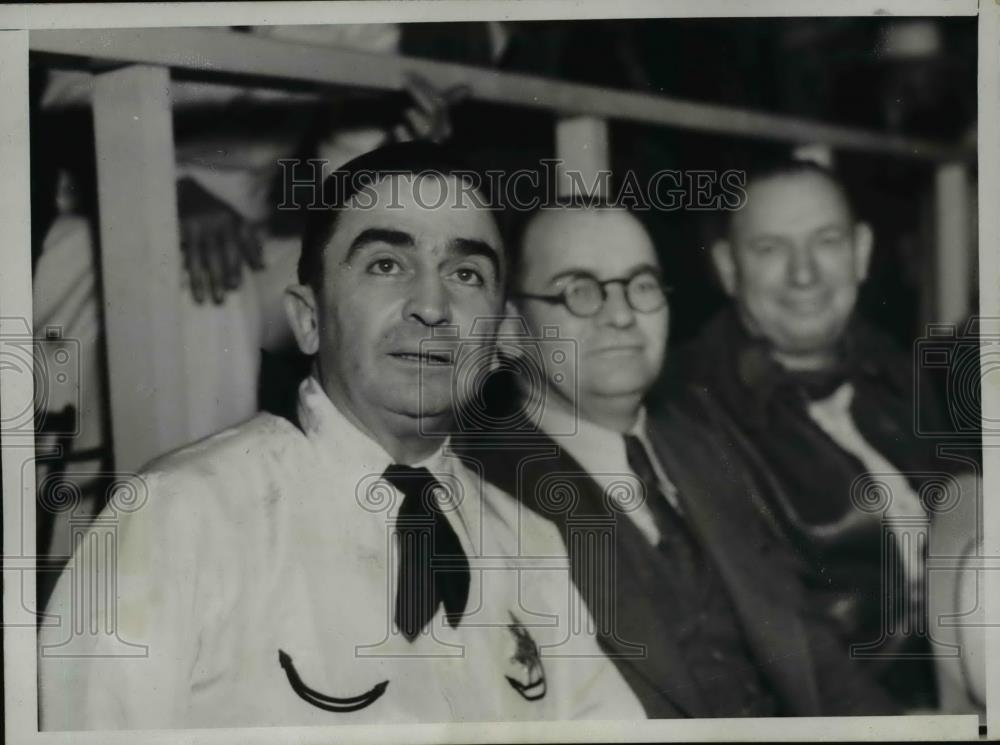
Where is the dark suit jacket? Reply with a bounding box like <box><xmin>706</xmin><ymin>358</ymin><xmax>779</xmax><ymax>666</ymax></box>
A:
<box><xmin>454</xmin><ymin>389</ymin><xmax>896</xmax><ymax>717</ymax></box>
<box><xmin>671</xmin><ymin>309</ymin><xmax>954</xmax><ymax>708</ymax></box>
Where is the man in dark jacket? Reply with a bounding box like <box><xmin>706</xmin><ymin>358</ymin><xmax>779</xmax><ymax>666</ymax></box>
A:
<box><xmin>677</xmin><ymin>157</ymin><xmax>976</xmax><ymax>709</ymax></box>
<box><xmin>455</xmin><ymin>200</ymin><xmax>896</xmax><ymax>717</ymax></box>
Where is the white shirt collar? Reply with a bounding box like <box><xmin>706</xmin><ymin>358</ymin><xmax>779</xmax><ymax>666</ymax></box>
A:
<box><xmin>532</xmin><ymin>399</ymin><xmax>679</xmax><ymax>524</ymax></box>
<box><xmin>537</xmin><ymin>402</ymin><xmax>628</xmax><ymax>481</ymax></box>
<box><xmin>531</xmin><ymin>400</ymin><xmax>654</xmax><ymax>491</ymax></box>
<box><xmin>534</xmin><ymin>396</ymin><xmax>654</xmax><ymax>464</ymax></box>
<box><xmin>295</xmin><ymin>374</ymin><xmax>450</xmax><ymax>482</ymax></box>
<box><xmin>294</xmin><ymin>375</ymin><xmax>486</xmax><ymax>551</ymax></box>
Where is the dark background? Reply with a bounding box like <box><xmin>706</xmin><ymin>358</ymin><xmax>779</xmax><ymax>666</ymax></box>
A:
<box><xmin>31</xmin><ymin>17</ymin><xmax>978</xmax><ymax>346</ymax></box>
<box><xmin>409</xmin><ymin>17</ymin><xmax>977</xmax><ymax>344</ymax></box>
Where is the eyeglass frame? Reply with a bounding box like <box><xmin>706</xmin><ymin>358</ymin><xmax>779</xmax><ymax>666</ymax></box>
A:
<box><xmin>512</xmin><ymin>267</ymin><xmax>671</xmax><ymax>318</ymax></box>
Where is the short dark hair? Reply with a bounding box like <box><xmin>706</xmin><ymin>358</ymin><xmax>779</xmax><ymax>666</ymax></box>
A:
<box><xmin>297</xmin><ymin>140</ymin><xmax>487</xmax><ymax>289</ymax></box>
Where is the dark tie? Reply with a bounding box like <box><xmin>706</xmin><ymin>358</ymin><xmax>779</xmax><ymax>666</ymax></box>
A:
<box><xmin>622</xmin><ymin>434</ymin><xmax>702</xmax><ymax>571</ymax></box>
<box><xmin>382</xmin><ymin>464</ymin><xmax>471</xmax><ymax>641</ymax></box>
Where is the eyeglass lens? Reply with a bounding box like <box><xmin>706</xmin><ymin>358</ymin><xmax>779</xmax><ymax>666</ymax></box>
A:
<box><xmin>563</xmin><ymin>272</ymin><xmax>666</xmax><ymax>316</ymax></box>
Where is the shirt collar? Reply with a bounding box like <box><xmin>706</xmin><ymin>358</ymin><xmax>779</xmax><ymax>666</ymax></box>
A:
<box><xmin>295</xmin><ymin>375</ymin><xmax>450</xmax><ymax>480</ymax></box>
<box><xmin>726</xmin><ymin>308</ymin><xmax>885</xmax><ymax>407</ymax></box>
<box><xmin>532</xmin><ymin>400</ymin><xmax>648</xmax><ymax>491</ymax></box>
<box><xmin>294</xmin><ymin>376</ymin><xmax>485</xmax><ymax>564</ymax></box>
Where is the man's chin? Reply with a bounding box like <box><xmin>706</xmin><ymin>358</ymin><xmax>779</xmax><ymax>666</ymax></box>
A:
<box><xmin>587</xmin><ymin>373</ymin><xmax>654</xmax><ymax>401</ymax></box>
<box><xmin>386</xmin><ymin>391</ymin><xmax>454</xmax><ymax>425</ymax></box>
<box><xmin>762</xmin><ymin>312</ymin><xmax>839</xmax><ymax>346</ymax></box>
<box><xmin>774</xmin><ymin>331</ymin><xmax>843</xmax><ymax>359</ymax></box>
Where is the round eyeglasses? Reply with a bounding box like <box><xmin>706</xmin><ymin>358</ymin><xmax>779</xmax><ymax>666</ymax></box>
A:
<box><xmin>513</xmin><ymin>269</ymin><xmax>669</xmax><ymax>318</ymax></box>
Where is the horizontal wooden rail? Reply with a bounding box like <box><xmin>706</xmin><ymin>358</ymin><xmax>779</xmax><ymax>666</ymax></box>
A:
<box><xmin>30</xmin><ymin>27</ymin><xmax>968</xmax><ymax>162</ymax></box>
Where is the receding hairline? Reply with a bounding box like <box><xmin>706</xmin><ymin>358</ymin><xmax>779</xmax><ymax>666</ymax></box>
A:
<box><xmin>514</xmin><ymin>204</ymin><xmax>656</xmax><ymax>287</ymax></box>
<box><xmin>522</xmin><ymin>204</ymin><xmax>651</xmax><ymax>249</ymax></box>
<box><xmin>730</xmin><ymin>168</ymin><xmax>856</xmax><ymax>239</ymax></box>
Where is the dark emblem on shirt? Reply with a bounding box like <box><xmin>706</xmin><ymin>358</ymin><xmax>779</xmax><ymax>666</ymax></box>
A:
<box><xmin>504</xmin><ymin>613</ymin><xmax>546</xmax><ymax>701</ymax></box>
<box><xmin>278</xmin><ymin>650</ymin><xmax>388</xmax><ymax>713</ymax></box>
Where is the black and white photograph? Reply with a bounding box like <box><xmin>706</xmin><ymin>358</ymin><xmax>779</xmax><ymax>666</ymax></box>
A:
<box><xmin>1</xmin><ymin>1</ymin><xmax>997</xmax><ymax>743</ymax></box>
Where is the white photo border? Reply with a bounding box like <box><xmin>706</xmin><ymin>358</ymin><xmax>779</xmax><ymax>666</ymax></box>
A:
<box><xmin>1</xmin><ymin>1</ymin><xmax>992</xmax><ymax>743</ymax></box>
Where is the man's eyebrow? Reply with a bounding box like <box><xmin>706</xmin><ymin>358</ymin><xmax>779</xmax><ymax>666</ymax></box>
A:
<box><xmin>449</xmin><ymin>237</ymin><xmax>501</xmax><ymax>276</ymax></box>
<box><xmin>343</xmin><ymin>228</ymin><xmax>415</xmax><ymax>264</ymax></box>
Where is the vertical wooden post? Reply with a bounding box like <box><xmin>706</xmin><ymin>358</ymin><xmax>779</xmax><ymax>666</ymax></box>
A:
<box><xmin>0</xmin><ymin>29</ymin><xmax>38</xmax><ymax>739</ymax></box>
<box><xmin>934</xmin><ymin>162</ymin><xmax>973</xmax><ymax>325</ymax></box>
<box><xmin>555</xmin><ymin>116</ymin><xmax>610</xmax><ymax>199</ymax></box>
<box><xmin>0</xmin><ymin>30</ymin><xmax>33</xmax><ymax>558</ymax></box>
<box><xmin>92</xmin><ymin>65</ymin><xmax>190</xmax><ymax>474</ymax></box>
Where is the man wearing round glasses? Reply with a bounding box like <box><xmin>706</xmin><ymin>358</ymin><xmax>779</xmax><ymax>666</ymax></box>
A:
<box><xmin>509</xmin><ymin>206</ymin><xmax>670</xmax><ymax>435</ymax></box>
<box><xmin>458</xmin><ymin>201</ymin><xmax>895</xmax><ymax>718</ymax></box>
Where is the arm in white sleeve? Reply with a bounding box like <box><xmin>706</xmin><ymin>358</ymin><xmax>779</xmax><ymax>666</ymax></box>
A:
<box><xmin>517</xmin><ymin>513</ymin><xmax>645</xmax><ymax>721</ymax></box>
<box><xmin>38</xmin><ymin>470</ymin><xmax>234</xmax><ymax>730</ymax></box>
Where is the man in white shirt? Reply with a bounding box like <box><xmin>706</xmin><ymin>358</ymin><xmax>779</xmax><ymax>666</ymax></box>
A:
<box><xmin>455</xmin><ymin>201</ymin><xmax>896</xmax><ymax>717</ymax></box>
<box><xmin>680</xmin><ymin>156</ymin><xmax>981</xmax><ymax>711</ymax></box>
<box><xmin>31</xmin><ymin>59</ymin><xmax>460</xmax><ymax>576</ymax></box>
<box><xmin>37</xmin><ymin>143</ymin><xmax>644</xmax><ymax>730</ymax></box>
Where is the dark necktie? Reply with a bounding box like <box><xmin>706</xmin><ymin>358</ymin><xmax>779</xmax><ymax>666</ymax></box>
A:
<box><xmin>622</xmin><ymin>434</ymin><xmax>702</xmax><ymax>571</ymax></box>
<box><xmin>382</xmin><ymin>464</ymin><xmax>471</xmax><ymax>641</ymax></box>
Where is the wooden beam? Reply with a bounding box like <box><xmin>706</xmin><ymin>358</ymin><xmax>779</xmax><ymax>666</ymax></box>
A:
<box><xmin>29</xmin><ymin>27</ymin><xmax>966</xmax><ymax>162</ymax></box>
<box><xmin>92</xmin><ymin>65</ymin><xmax>190</xmax><ymax>474</ymax></box>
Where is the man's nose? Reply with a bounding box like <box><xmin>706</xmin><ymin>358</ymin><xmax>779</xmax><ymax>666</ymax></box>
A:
<box><xmin>598</xmin><ymin>283</ymin><xmax>636</xmax><ymax>328</ymax></box>
<box><xmin>404</xmin><ymin>272</ymin><xmax>451</xmax><ymax>326</ymax></box>
<box><xmin>787</xmin><ymin>244</ymin><xmax>820</xmax><ymax>287</ymax></box>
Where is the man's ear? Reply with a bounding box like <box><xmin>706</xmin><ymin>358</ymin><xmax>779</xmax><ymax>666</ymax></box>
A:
<box><xmin>853</xmin><ymin>222</ymin><xmax>874</xmax><ymax>282</ymax></box>
<box><xmin>283</xmin><ymin>284</ymin><xmax>320</xmax><ymax>356</ymax></box>
<box><xmin>710</xmin><ymin>238</ymin><xmax>738</xmax><ymax>297</ymax></box>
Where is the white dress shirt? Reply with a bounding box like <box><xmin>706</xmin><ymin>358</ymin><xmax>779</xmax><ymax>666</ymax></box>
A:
<box><xmin>532</xmin><ymin>403</ymin><xmax>678</xmax><ymax>546</ymax></box>
<box><xmin>806</xmin><ymin>383</ymin><xmax>927</xmax><ymax>606</ymax></box>
<box><xmin>39</xmin><ymin>376</ymin><xmax>643</xmax><ymax>730</ymax></box>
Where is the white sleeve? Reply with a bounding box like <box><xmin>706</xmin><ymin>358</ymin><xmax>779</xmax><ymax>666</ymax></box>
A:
<box><xmin>38</xmin><ymin>470</ymin><xmax>233</xmax><ymax>730</ymax></box>
<box><xmin>516</xmin><ymin>512</ymin><xmax>646</xmax><ymax>721</ymax></box>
